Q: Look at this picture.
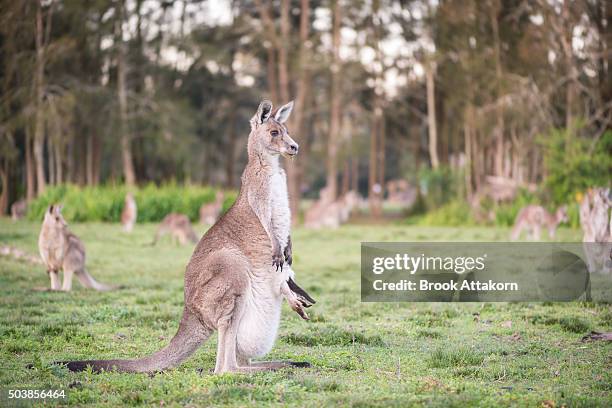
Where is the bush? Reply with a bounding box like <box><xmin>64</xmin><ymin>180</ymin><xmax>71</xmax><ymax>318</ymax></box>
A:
<box><xmin>541</xmin><ymin>126</ymin><xmax>612</xmax><ymax>204</ymax></box>
<box><xmin>418</xmin><ymin>166</ymin><xmax>460</xmax><ymax>210</ymax></box>
<box><xmin>418</xmin><ymin>200</ymin><xmax>475</xmax><ymax>226</ymax></box>
<box><xmin>28</xmin><ymin>184</ymin><xmax>236</xmax><ymax>223</ymax></box>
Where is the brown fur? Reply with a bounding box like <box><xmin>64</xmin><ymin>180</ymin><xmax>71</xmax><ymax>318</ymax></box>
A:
<box><xmin>510</xmin><ymin>205</ymin><xmax>568</xmax><ymax>241</ymax></box>
<box><xmin>580</xmin><ymin>188</ymin><xmax>611</xmax><ymax>273</ymax></box>
<box><xmin>152</xmin><ymin>213</ymin><xmax>199</xmax><ymax>245</ymax></box>
<box><xmin>38</xmin><ymin>205</ymin><xmax>118</xmax><ymax>291</ymax></box>
<box><xmin>57</xmin><ymin>101</ymin><xmax>314</xmax><ymax>374</ymax></box>
<box><xmin>11</xmin><ymin>198</ymin><xmax>27</xmax><ymax>221</ymax></box>
<box><xmin>200</xmin><ymin>191</ymin><xmax>225</xmax><ymax>225</ymax></box>
<box><xmin>121</xmin><ymin>192</ymin><xmax>137</xmax><ymax>232</ymax></box>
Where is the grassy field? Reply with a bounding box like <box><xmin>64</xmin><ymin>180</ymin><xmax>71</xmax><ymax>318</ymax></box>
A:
<box><xmin>0</xmin><ymin>219</ymin><xmax>610</xmax><ymax>407</ymax></box>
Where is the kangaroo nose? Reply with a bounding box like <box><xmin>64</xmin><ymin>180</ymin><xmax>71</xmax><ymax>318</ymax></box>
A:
<box><xmin>289</xmin><ymin>143</ymin><xmax>299</xmax><ymax>154</ymax></box>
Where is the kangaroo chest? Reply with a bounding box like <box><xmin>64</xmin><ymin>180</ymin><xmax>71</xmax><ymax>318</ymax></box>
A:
<box><xmin>269</xmin><ymin>168</ymin><xmax>291</xmax><ymax>250</ymax></box>
<box><xmin>39</xmin><ymin>230</ymin><xmax>66</xmax><ymax>270</ymax></box>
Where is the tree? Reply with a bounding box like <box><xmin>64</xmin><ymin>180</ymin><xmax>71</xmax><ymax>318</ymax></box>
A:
<box><xmin>115</xmin><ymin>0</ymin><xmax>136</xmax><ymax>186</ymax></box>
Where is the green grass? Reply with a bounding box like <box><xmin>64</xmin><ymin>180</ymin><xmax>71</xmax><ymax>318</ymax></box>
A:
<box><xmin>0</xmin><ymin>219</ymin><xmax>610</xmax><ymax>407</ymax></box>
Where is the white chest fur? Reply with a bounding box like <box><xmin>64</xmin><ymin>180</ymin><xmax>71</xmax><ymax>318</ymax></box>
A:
<box><xmin>269</xmin><ymin>168</ymin><xmax>291</xmax><ymax>250</ymax></box>
<box><xmin>236</xmin><ymin>268</ymin><xmax>290</xmax><ymax>358</ymax></box>
<box><xmin>237</xmin><ymin>160</ymin><xmax>293</xmax><ymax>359</ymax></box>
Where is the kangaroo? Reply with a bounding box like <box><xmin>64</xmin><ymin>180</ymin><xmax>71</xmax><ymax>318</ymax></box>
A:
<box><xmin>510</xmin><ymin>204</ymin><xmax>568</xmax><ymax>241</ymax></box>
<box><xmin>121</xmin><ymin>192</ymin><xmax>137</xmax><ymax>232</ymax></box>
<box><xmin>200</xmin><ymin>191</ymin><xmax>224</xmax><ymax>225</ymax></box>
<box><xmin>580</xmin><ymin>188</ymin><xmax>611</xmax><ymax>274</ymax></box>
<box><xmin>11</xmin><ymin>198</ymin><xmax>27</xmax><ymax>221</ymax></box>
<box><xmin>152</xmin><ymin>213</ymin><xmax>199</xmax><ymax>245</ymax></box>
<box><xmin>38</xmin><ymin>205</ymin><xmax>118</xmax><ymax>291</ymax></box>
<box><xmin>57</xmin><ymin>100</ymin><xmax>315</xmax><ymax>374</ymax></box>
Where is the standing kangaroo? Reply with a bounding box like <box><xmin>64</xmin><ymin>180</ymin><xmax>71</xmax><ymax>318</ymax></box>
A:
<box><xmin>59</xmin><ymin>100</ymin><xmax>315</xmax><ymax>374</ymax></box>
<box><xmin>121</xmin><ymin>192</ymin><xmax>137</xmax><ymax>232</ymax></box>
<box><xmin>38</xmin><ymin>205</ymin><xmax>118</xmax><ymax>291</ymax></box>
<box><xmin>580</xmin><ymin>188</ymin><xmax>611</xmax><ymax>273</ymax></box>
<box><xmin>510</xmin><ymin>205</ymin><xmax>568</xmax><ymax>241</ymax></box>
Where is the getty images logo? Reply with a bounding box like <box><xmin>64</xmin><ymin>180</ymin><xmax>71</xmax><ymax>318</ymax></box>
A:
<box><xmin>372</xmin><ymin>253</ymin><xmax>488</xmax><ymax>275</ymax></box>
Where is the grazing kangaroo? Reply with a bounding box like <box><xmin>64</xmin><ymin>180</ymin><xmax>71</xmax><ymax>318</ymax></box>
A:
<box><xmin>200</xmin><ymin>191</ymin><xmax>224</xmax><ymax>225</ymax></box>
<box><xmin>38</xmin><ymin>205</ymin><xmax>118</xmax><ymax>291</ymax></box>
<box><xmin>152</xmin><ymin>213</ymin><xmax>199</xmax><ymax>245</ymax></box>
<box><xmin>121</xmin><ymin>192</ymin><xmax>137</xmax><ymax>232</ymax></box>
<box><xmin>58</xmin><ymin>100</ymin><xmax>315</xmax><ymax>373</ymax></box>
<box><xmin>510</xmin><ymin>204</ymin><xmax>568</xmax><ymax>241</ymax></box>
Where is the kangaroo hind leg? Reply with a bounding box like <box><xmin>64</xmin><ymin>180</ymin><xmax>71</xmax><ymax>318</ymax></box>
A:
<box><xmin>61</xmin><ymin>269</ymin><xmax>74</xmax><ymax>291</ymax></box>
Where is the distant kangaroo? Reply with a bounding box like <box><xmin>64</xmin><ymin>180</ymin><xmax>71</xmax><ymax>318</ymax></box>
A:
<box><xmin>38</xmin><ymin>205</ymin><xmax>118</xmax><ymax>291</ymax></box>
<box><xmin>580</xmin><ymin>188</ymin><xmax>611</xmax><ymax>274</ymax></box>
<box><xmin>121</xmin><ymin>192</ymin><xmax>137</xmax><ymax>232</ymax></box>
<box><xmin>200</xmin><ymin>190</ymin><xmax>224</xmax><ymax>225</ymax></box>
<box><xmin>152</xmin><ymin>213</ymin><xmax>199</xmax><ymax>245</ymax></box>
<box><xmin>510</xmin><ymin>204</ymin><xmax>568</xmax><ymax>241</ymax></box>
<box><xmin>58</xmin><ymin>100</ymin><xmax>315</xmax><ymax>373</ymax></box>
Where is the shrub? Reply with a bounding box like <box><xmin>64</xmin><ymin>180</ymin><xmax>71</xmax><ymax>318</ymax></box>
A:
<box><xmin>28</xmin><ymin>184</ymin><xmax>236</xmax><ymax>223</ymax></box>
<box><xmin>541</xmin><ymin>126</ymin><xmax>612</xmax><ymax>204</ymax></box>
<box><xmin>418</xmin><ymin>166</ymin><xmax>460</xmax><ymax>210</ymax></box>
<box><xmin>418</xmin><ymin>200</ymin><xmax>476</xmax><ymax>226</ymax></box>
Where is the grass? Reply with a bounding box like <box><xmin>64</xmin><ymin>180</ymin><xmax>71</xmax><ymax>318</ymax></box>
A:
<box><xmin>0</xmin><ymin>219</ymin><xmax>610</xmax><ymax>407</ymax></box>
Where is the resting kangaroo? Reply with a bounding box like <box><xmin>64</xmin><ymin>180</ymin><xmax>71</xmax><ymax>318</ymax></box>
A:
<box><xmin>58</xmin><ymin>100</ymin><xmax>315</xmax><ymax>373</ymax></box>
<box><xmin>38</xmin><ymin>205</ymin><xmax>118</xmax><ymax>291</ymax></box>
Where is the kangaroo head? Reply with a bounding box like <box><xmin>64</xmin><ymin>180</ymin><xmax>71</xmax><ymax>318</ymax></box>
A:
<box><xmin>556</xmin><ymin>205</ymin><xmax>568</xmax><ymax>223</ymax></box>
<box><xmin>43</xmin><ymin>204</ymin><xmax>67</xmax><ymax>228</ymax></box>
<box><xmin>248</xmin><ymin>100</ymin><xmax>298</xmax><ymax>160</ymax></box>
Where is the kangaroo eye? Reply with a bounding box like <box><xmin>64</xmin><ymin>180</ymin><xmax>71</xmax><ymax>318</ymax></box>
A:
<box><xmin>270</xmin><ymin>130</ymin><xmax>279</xmax><ymax>137</ymax></box>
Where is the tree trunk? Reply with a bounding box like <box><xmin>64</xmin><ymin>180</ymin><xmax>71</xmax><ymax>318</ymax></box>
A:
<box><xmin>0</xmin><ymin>160</ymin><xmax>8</xmax><ymax>215</ymax></box>
<box><xmin>33</xmin><ymin>0</ymin><xmax>46</xmax><ymax>195</ymax></box>
<box><xmin>351</xmin><ymin>156</ymin><xmax>358</xmax><ymax>192</ymax></box>
<box><xmin>369</xmin><ymin>107</ymin><xmax>384</xmax><ymax>217</ymax></box>
<box><xmin>116</xmin><ymin>0</ymin><xmax>136</xmax><ymax>186</ymax></box>
<box><xmin>266</xmin><ymin>48</ymin><xmax>279</xmax><ymax>103</ymax></box>
<box><xmin>464</xmin><ymin>106</ymin><xmax>473</xmax><ymax>200</ymax></box>
<box><xmin>561</xmin><ymin>0</ymin><xmax>576</xmax><ymax>132</ymax></box>
<box><xmin>425</xmin><ymin>60</ymin><xmax>439</xmax><ymax>169</ymax></box>
<box><xmin>54</xmin><ymin>139</ymin><xmax>62</xmax><ymax>184</ymax></box>
<box><xmin>377</xmin><ymin>111</ymin><xmax>385</xmax><ymax>193</ymax></box>
<box><xmin>278</xmin><ymin>0</ymin><xmax>290</xmax><ymax>102</ymax></box>
<box><xmin>26</xmin><ymin>125</ymin><xmax>36</xmax><ymax>201</ymax></box>
<box><xmin>225</xmin><ymin>111</ymin><xmax>237</xmax><ymax>187</ymax></box>
<box><xmin>341</xmin><ymin>160</ymin><xmax>350</xmax><ymax>196</ymax></box>
<box><xmin>490</xmin><ymin>0</ymin><xmax>505</xmax><ymax>177</ymax></box>
<box><xmin>286</xmin><ymin>0</ymin><xmax>311</xmax><ymax>222</ymax></box>
<box><xmin>48</xmin><ymin>138</ymin><xmax>55</xmax><ymax>186</ymax></box>
<box><xmin>86</xmin><ymin>134</ymin><xmax>94</xmax><ymax>184</ymax></box>
<box><xmin>326</xmin><ymin>0</ymin><xmax>342</xmax><ymax>201</ymax></box>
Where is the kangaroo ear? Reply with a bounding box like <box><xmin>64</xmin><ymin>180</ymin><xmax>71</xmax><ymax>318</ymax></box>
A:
<box><xmin>55</xmin><ymin>204</ymin><xmax>63</xmax><ymax>214</ymax></box>
<box><xmin>254</xmin><ymin>100</ymin><xmax>273</xmax><ymax>124</ymax></box>
<box><xmin>48</xmin><ymin>205</ymin><xmax>54</xmax><ymax>214</ymax></box>
<box><xmin>274</xmin><ymin>101</ymin><xmax>294</xmax><ymax>123</ymax></box>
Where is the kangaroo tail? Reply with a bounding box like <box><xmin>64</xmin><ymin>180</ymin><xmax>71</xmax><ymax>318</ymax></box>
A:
<box><xmin>56</xmin><ymin>310</ymin><xmax>210</xmax><ymax>373</ymax></box>
<box><xmin>76</xmin><ymin>269</ymin><xmax>120</xmax><ymax>291</ymax></box>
